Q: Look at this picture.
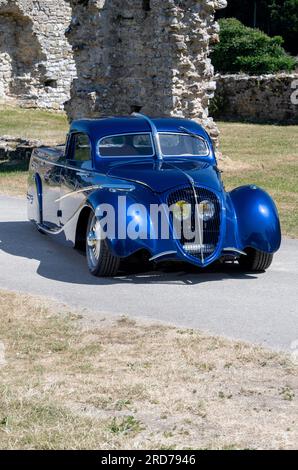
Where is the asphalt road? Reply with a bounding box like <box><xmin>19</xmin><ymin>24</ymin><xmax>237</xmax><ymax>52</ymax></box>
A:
<box><xmin>0</xmin><ymin>195</ymin><xmax>297</xmax><ymax>352</ymax></box>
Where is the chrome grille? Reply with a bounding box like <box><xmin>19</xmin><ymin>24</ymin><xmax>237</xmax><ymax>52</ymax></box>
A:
<box><xmin>167</xmin><ymin>186</ymin><xmax>221</xmax><ymax>261</ymax></box>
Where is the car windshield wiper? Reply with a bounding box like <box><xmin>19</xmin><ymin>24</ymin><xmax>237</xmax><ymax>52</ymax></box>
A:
<box><xmin>178</xmin><ymin>126</ymin><xmax>210</xmax><ymax>157</ymax></box>
<box><xmin>178</xmin><ymin>126</ymin><xmax>201</xmax><ymax>139</ymax></box>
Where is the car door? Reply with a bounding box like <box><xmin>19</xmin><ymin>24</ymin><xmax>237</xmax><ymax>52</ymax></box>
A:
<box><xmin>59</xmin><ymin>132</ymin><xmax>93</xmax><ymax>228</ymax></box>
<box><xmin>39</xmin><ymin>147</ymin><xmax>65</xmax><ymax>230</ymax></box>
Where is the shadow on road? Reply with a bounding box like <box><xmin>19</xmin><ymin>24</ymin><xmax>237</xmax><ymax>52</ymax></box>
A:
<box><xmin>0</xmin><ymin>221</ymin><xmax>258</xmax><ymax>285</ymax></box>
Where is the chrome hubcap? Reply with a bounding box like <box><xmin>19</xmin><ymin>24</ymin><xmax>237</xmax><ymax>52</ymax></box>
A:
<box><xmin>87</xmin><ymin>215</ymin><xmax>101</xmax><ymax>267</ymax></box>
<box><xmin>87</xmin><ymin>231</ymin><xmax>97</xmax><ymax>248</ymax></box>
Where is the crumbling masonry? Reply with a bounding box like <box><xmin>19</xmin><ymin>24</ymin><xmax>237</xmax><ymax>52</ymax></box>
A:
<box><xmin>65</xmin><ymin>0</ymin><xmax>227</xmax><ymax>140</ymax></box>
<box><xmin>0</xmin><ymin>0</ymin><xmax>76</xmax><ymax>109</ymax></box>
<box><xmin>0</xmin><ymin>0</ymin><xmax>227</xmax><ymax>139</ymax></box>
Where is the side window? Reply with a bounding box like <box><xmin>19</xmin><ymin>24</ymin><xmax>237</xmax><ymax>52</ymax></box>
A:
<box><xmin>69</xmin><ymin>133</ymin><xmax>91</xmax><ymax>162</ymax></box>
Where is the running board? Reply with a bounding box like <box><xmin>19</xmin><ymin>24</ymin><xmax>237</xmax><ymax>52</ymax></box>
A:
<box><xmin>36</xmin><ymin>223</ymin><xmax>62</xmax><ymax>235</ymax></box>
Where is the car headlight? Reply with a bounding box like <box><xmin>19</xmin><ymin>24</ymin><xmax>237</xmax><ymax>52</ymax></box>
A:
<box><xmin>198</xmin><ymin>200</ymin><xmax>215</xmax><ymax>221</ymax></box>
<box><xmin>172</xmin><ymin>200</ymin><xmax>192</xmax><ymax>221</ymax></box>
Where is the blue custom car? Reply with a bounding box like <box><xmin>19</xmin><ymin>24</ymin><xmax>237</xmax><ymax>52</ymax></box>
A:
<box><xmin>27</xmin><ymin>114</ymin><xmax>281</xmax><ymax>277</ymax></box>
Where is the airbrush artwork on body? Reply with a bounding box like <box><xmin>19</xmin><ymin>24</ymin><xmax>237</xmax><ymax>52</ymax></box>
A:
<box><xmin>27</xmin><ymin>114</ymin><xmax>281</xmax><ymax>277</ymax></box>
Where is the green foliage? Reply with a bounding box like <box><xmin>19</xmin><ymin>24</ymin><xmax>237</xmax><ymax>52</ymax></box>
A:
<box><xmin>209</xmin><ymin>94</ymin><xmax>228</xmax><ymax>119</ymax></box>
<box><xmin>212</xmin><ymin>18</ymin><xmax>297</xmax><ymax>74</ymax></box>
<box><xmin>269</xmin><ymin>0</ymin><xmax>298</xmax><ymax>54</ymax></box>
<box><xmin>107</xmin><ymin>416</ymin><xmax>142</xmax><ymax>435</ymax></box>
<box><xmin>217</xmin><ymin>0</ymin><xmax>298</xmax><ymax>55</ymax></box>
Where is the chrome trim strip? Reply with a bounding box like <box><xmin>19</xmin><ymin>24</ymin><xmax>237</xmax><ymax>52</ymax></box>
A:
<box><xmin>149</xmin><ymin>251</ymin><xmax>177</xmax><ymax>262</ymax></box>
<box><xmin>108</xmin><ymin>184</ymin><xmax>135</xmax><ymax>193</ymax></box>
<box><xmin>192</xmin><ymin>182</ymin><xmax>204</xmax><ymax>264</ymax></box>
<box><xmin>33</xmin><ymin>155</ymin><xmax>151</xmax><ymax>189</ymax></box>
<box><xmin>55</xmin><ymin>185</ymin><xmax>102</xmax><ymax>203</ymax></box>
<box><xmin>109</xmin><ymin>176</ymin><xmax>152</xmax><ymax>191</ymax></box>
<box><xmin>183</xmin><ymin>243</ymin><xmax>214</xmax><ymax>253</ymax></box>
<box><xmin>132</xmin><ymin>113</ymin><xmax>163</xmax><ymax>161</ymax></box>
<box><xmin>55</xmin><ymin>183</ymin><xmax>135</xmax><ymax>203</ymax></box>
<box><xmin>223</xmin><ymin>248</ymin><xmax>247</xmax><ymax>256</ymax></box>
<box><xmin>33</xmin><ymin>155</ymin><xmax>93</xmax><ymax>175</ymax></box>
<box><xmin>33</xmin><ymin>156</ymin><xmax>66</xmax><ymax>168</ymax></box>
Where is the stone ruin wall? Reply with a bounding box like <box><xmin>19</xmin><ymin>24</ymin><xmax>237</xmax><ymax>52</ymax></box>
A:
<box><xmin>65</xmin><ymin>0</ymin><xmax>227</xmax><ymax>141</ymax></box>
<box><xmin>213</xmin><ymin>73</ymin><xmax>298</xmax><ymax>123</ymax></box>
<box><xmin>0</xmin><ymin>0</ymin><xmax>76</xmax><ymax>110</ymax></box>
<box><xmin>0</xmin><ymin>0</ymin><xmax>227</xmax><ymax>140</ymax></box>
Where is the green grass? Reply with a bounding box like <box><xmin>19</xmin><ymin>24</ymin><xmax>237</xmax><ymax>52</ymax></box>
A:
<box><xmin>0</xmin><ymin>105</ymin><xmax>68</xmax><ymax>196</ymax></box>
<box><xmin>0</xmin><ymin>106</ymin><xmax>297</xmax><ymax>236</ymax></box>
<box><xmin>0</xmin><ymin>104</ymin><xmax>68</xmax><ymax>145</ymax></box>
<box><xmin>0</xmin><ymin>160</ymin><xmax>28</xmax><ymax>196</ymax></box>
<box><xmin>107</xmin><ymin>416</ymin><xmax>142</xmax><ymax>435</ymax></box>
<box><xmin>219</xmin><ymin>122</ymin><xmax>298</xmax><ymax>238</ymax></box>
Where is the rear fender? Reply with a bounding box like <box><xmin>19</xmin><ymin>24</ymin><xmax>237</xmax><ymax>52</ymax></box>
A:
<box><xmin>27</xmin><ymin>171</ymin><xmax>43</xmax><ymax>224</ymax></box>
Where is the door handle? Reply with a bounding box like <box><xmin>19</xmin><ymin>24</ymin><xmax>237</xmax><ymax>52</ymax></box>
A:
<box><xmin>77</xmin><ymin>172</ymin><xmax>91</xmax><ymax>178</ymax></box>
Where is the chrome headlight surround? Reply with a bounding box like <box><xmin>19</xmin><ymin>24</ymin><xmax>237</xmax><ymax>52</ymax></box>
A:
<box><xmin>198</xmin><ymin>200</ymin><xmax>215</xmax><ymax>221</ymax></box>
<box><xmin>172</xmin><ymin>200</ymin><xmax>192</xmax><ymax>221</ymax></box>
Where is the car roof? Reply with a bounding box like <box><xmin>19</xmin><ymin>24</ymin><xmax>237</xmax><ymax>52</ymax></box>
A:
<box><xmin>70</xmin><ymin>116</ymin><xmax>210</xmax><ymax>141</ymax></box>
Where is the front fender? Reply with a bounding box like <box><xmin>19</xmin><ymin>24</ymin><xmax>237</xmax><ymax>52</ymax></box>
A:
<box><xmin>229</xmin><ymin>185</ymin><xmax>281</xmax><ymax>253</ymax></box>
<box><xmin>86</xmin><ymin>185</ymin><xmax>171</xmax><ymax>258</ymax></box>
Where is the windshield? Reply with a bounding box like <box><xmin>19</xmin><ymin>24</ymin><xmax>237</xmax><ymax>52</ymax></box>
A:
<box><xmin>159</xmin><ymin>133</ymin><xmax>209</xmax><ymax>157</ymax></box>
<box><xmin>98</xmin><ymin>132</ymin><xmax>209</xmax><ymax>157</ymax></box>
<box><xmin>98</xmin><ymin>133</ymin><xmax>154</xmax><ymax>157</ymax></box>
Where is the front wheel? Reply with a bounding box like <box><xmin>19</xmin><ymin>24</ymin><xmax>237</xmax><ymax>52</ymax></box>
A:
<box><xmin>86</xmin><ymin>212</ymin><xmax>120</xmax><ymax>277</ymax></box>
<box><xmin>238</xmin><ymin>248</ymin><xmax>273</xmax><ymax>272</ymax></box>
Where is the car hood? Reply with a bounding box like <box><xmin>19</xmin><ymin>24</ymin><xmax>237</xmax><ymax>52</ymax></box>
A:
<box><xmin>106</xmin><ymin>159</ymin><xmax>222</xmax><ymax>194</ymax></box>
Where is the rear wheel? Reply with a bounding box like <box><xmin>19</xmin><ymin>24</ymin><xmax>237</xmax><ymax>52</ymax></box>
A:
<box><xmin>86</xmin><ymin>211</ymin><xmax>120</xmax><ymax>277</ymax></box>
<box><xmin>238</xmin><ymin>248</ymin><xmax>273</xmax><ymax>272</ymax></box>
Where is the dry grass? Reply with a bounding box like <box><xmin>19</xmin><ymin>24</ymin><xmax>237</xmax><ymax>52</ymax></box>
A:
<box><xmin>0</xmin><ymin>289</ymin><xmax>297</xmax><ymax>450</ymax></box>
